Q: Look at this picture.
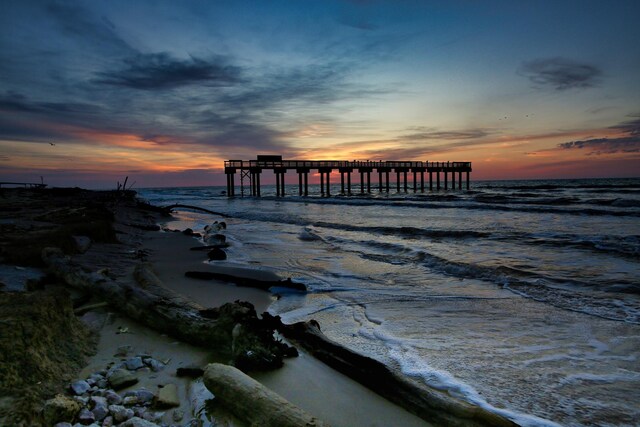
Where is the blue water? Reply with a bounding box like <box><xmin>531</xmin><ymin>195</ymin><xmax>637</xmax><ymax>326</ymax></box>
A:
<box><xmin>139</xmin><ymin>178</ymin><xmax>640</xmax><ymax>427</ymax></box>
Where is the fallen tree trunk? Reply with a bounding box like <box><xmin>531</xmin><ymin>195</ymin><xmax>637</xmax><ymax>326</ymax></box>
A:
<box><xmin>162</xmin><ymin>204</ymin><xmax>230</xmax><ymax>218</ymax></box>
<box><xmin>185</xmin><ymin>271</ymin><xmax>307</xmax><ymax>292</ymax></box>
<box><xmin>263</xmin><ymin>314</ymin><xmax>518</xmax><ymax>427</ymax></box>
<box><xmin>42</xmin><ymin>248</ymin><xmax>295</xmax><ymax>370</ymax></box>
<box><xmin>203</xmin><ymin>363</ymin><xmax>328</xmax><ymax>427</ymax></box>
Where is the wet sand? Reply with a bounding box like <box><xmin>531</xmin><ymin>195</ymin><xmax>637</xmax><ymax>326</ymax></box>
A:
<box><xmin>144</xmin><ymin>229</ymin><xmax>431</xmax><ymax>427</ymax></box>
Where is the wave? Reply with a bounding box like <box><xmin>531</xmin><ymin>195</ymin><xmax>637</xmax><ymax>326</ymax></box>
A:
<box><xmin>256</xmin><ymin>194</ymin><xmax>640</xmax><ymax>217</ymax></box>
<box><xmin>312</xmin><ymin>221</ymin><xmax>489</xmax><ymax>239</ymax></box>
<box><xmin>322</xmin><ymin>236</ymin><xmax>640</xmax><ymax>323</ymax></box>
<box><xmin>523</xmin><ymin>233</ymin><xmax>640</xmax><ymax>260</ymax></box>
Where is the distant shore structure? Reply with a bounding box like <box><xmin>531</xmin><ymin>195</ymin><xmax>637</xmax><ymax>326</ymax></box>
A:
<box><xmin>224</xmin><ymin>155</ymin><xmax>472</xmax><ymax>197</ymax></box>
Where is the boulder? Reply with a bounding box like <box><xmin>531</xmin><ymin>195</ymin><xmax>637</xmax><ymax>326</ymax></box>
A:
<box><xmin>108</xmin><ymin>369</ymin><xmax>138</xmax><ymax>390</ymax></box>
<box><xmin>203</xmin><ymin>363</ymin><xmax>327</xmax><ymax>427</ymax></box>
<box><xmin>125</xmin><ymin>357</ymin><xmax>144</xmax><ymax>371</ymax></box>
<box><xmin>103</xmin><ymin>390</ymin><xmax>122</xmax><ymax>405</ymax></box>
<box><xmin>77</xmin><ymin>407</ymin><xmax>95</xmax><ymax>425</ymax></box>
<box><xmin>70</xmin><ymin>380</ymin><xmax>91</xmax><ymax>396</ymax></box>
<box><xmin>144</xmin><ymin>358</ymin><xmax>164</xmax><ymax>372</ymax></box>
<box><xmin>155</xmin><ymin>384</ymin><xmax>180</xmax><ymax>408</ymax></box>
<box><xmin>108</xmin><ymin>404</ymin><xmax>134</xmax><ymax>423</ymax></box>
<box><xmin>207</xmin><ymin>248</ymin><xmax>227</xmax><ymax>260</ymax></box>
<box><xmin>43</xmin><ymin>394</ymin><xmax>81</xmax><ymax>426</ymax></box>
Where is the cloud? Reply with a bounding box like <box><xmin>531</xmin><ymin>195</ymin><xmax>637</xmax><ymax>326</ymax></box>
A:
<box><xmin>557</xmin><ymin>117</ymin><xmax>640</xmax><ymax>155</ymax></box>
<box><xmin>518</xmin><ymin>57</ymin><xmax>602</xmax><ymax>91</ymax></box>
<box><xmin>95</xmin><ymin>53</ymin><xmax>242</xmax><ymax>90</ymax></box>
<box><xmin>46</xmin><ymin>1</ymin><xmax>134</xmax><ymax>56</ymax></box>
<box><xmin>610</xmin><ymin>116</ymin><xmax>640</xmax><ymax>136</ymax></box>
<box><xmin>557</xmin><ymin>137</ymin><xmax>640</xmax><ymax>155</ymax></box>
<box><xmin>400</xmin><ymin>127</ymin><xmax>491</xmax><ymax>141</ymax></box>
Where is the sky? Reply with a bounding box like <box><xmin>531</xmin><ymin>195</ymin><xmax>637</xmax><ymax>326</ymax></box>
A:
<box><xmin>1</xmin><ymin>0</ymin><xmax>639</xmax><ymax>188</ymax></box>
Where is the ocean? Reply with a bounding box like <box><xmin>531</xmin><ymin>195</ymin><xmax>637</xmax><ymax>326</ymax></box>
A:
<box><xmin>139</xmin><ymin>178</ymin><xmax>640</xmax><ymax>427</ymax></box>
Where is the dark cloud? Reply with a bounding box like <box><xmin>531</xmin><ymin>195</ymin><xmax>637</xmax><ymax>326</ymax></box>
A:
<box><xmin>401</xmin><ymin>128</ymin><xmax>490</xmax><ymax>141</ymax></box>
<box><xmin>610</xmin><ymin>116</ymin><xmax>640</xmax><ymax>136</ymax></box>
<box><xmin>95</xmin><ymin>53</ymin><xmax>242</xmax><ymax>90</ymax></box>
<box><xmin>518</xmin><ymin>57</ymin><xmax>602</xmax><ymax>91</ymax></box>
<box><xmin>46</xmin><ymin>1</ymin><xmax>134</xmax><ymax>55</ymax></box>
<box><xmin>558</xmin><ymin>117</ymin><xmax>640</xmax><ymax>155</ymax></box>
<box><xmin>0</xmin><ymin>91</ymin><xmax>102</xmax><ymax>115</ymax></box>
<box><xmin>557</xmin><ymin>137</ymin><xmax>640</xmax><ymax>155</ymax></box>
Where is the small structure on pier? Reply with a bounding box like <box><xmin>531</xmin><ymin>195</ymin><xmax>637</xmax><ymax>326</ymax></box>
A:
<box><xmin>224</xmin><ymin>156</ymin><xmax>472</xmax><ymax>197</ymax></box>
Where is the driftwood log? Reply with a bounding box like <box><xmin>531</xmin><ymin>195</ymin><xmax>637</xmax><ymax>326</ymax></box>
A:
<box><xmin>263</xmin><ymin>314</ymin><xmax>518</xmax><ymax>427</ymax></box>
<box><xmin>203</xmin><ymin>363</ymin><xmax>328</xmax><ymax>427</ymax></box>
<box><xmin>162</xmin><ymin>204</ymin><xmax>230</xmax><ymax>218</ymax></box>
<box><xmin>42</xmin><ymin>248</ymin><xmax>295</xmax><ymax>370</ymax></box>
<box><xmin>185</xmin><ymin>271</ymin><xmax>307</xmax><ymax>292</ymax></box>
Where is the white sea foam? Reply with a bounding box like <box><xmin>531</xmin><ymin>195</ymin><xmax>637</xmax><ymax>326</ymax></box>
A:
<box><xmin>387</xmin><ymin>344</ymin><xmax>563</xmax><ymax>427</ymax></box>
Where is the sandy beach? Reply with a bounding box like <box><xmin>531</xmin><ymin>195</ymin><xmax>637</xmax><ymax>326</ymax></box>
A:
<box><xmin>0</xmin><ymin>188</ymin><xmax>432</xmax><ymax>426</ymax></box>
<box><xmin>143</xmin><ymin>227</ymin><xmax>431</xmax><ymax>427</ymax></box>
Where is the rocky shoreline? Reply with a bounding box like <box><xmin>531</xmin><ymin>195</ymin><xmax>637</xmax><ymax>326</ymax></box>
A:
<box><xmin>0</xmin><ymin>187</ymin><xmax>518</xmax><ymax>427</ymax></box>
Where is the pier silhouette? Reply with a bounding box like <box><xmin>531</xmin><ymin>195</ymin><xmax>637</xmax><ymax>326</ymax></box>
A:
<box><xmin>224</xmin><ymin>156</ymin><xmax>472</xmax><ymax>197</ymax></box>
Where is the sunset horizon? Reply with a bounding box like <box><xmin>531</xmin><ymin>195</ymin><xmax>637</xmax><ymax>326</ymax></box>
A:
<box><xmin>1</xmin><ymin>1</ymin><xmax>639</xmax><ymax>189</ymax></box>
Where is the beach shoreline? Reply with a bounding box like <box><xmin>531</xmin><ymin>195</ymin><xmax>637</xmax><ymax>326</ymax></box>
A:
<box><xmin>0</xmin><ymin>187</ymin><xmax>436</xmax><ymax>426</ymax></box>
<box><xmin>1</xmin><ymin>187</ymin><xmax>533</xmax><ymax>426</ymax></box>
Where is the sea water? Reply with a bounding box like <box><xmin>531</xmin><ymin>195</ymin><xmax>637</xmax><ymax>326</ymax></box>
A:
<box><xmin>139</xmin><ymin>178</ymin><xmax>640</xmax><ymax>426</ymax></box>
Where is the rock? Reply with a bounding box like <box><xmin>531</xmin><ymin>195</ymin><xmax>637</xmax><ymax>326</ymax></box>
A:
<box><xmin>91</xmin><ymin>404</ymin><xmax>109</xmax><ymax>422</ymax></box>
<box><xmin>135</xmin><ymin>389</ymin><xmax>155</xmax><ymax>406</ymax></box>
<box><xmin>54</xmin><ymin>423</ymin><xmax>73</xmax><ymax>427</ymax></box>
<box><xmin>74</xmin><ymin>396</ymin><xmax>90</xmax><ymax>406</ymax></box>
<box><xmin>204</xmin><ymin>233</ymin><xmax>226</xmax><ymax>245</ymax></box>
<box><xmin>70</xmin><ymin>380</ymin><xmax>91</xmax><ymax>395</ymax></box>
<box><xmin>207</xmin><ymin>247</ymin><xmax>227</xmax><ymax>260</ymax></box>
<box><xmin>175</xmin><ymin>366</ymin><xmax>204</xmax><ymax>378</ymax></box>
<box><xmin>90</xmin><ymin>396</ymin><xmax>107</xmax><ymax>406</ymax></box>
<box><xmin>103</xmin><ymin>390</ymin><xmax>122</xmax><ymax>405</ymax></box>
<box><xmin>133</xmin><ymin>407</ymin><xmax>146</xmax><ymax>418</ymax></box>
<box><xmin>96</xmin><ymin>379</ymin><xmax>109</xmax><ymax>389</ymax></box>
<box><xmin>108</xmin><ymin>369</ymin><xmax>138</xmax><ymax>390</ymax></box>
<box><xmin>77</xmin><ymin>408</ymin><xmax>96</xmax><ymax>425</ymax></box>
<box><xmin>43</xmin><ymin>394</ymin><xmax>81</xmax><ymax>426</ymax></box>
<box><xmin>155</xmin><ymin>384</ymin><xmax>180</xmax><ymax>408</ymax></box>
<box><xmin>125</xmin><ymin>357</ymin><xmax>144</xmax><ymax>370</ymax></box>
<box><xmin>101</xmin><ymin>415</ymin><xmax>114</xmax><ymax>427</ymax></box>
<box><xmin>73</xmin><ymin>235</ymin><xmax>92</xmax><ymax>253</ymax></box>
<box><xmin>144</xmin><ymin>358</ymin><xmax>164</xmax><ymax>372</ymax></box>
<box><xmin>172</xmin><ymin>409</ymin><xmax>184</xmax><ymax>422</ymax></box>
<box><xmin>123</xmin><ymin>395</ymin><xmax>139</xmax><ymax>406</ymax></box>
<box><xmin>114</xmin><ymin>345</ymin><xmax>132</xmax><ymax>357</ymax></box>
<box><xmin>108</xmin><ymin>404</ymin><xmax>134</xmax><ymax>423</ymax></box>
<box><xmin>121</xmin><ymin>416</ymin><xmax>160</xmax><ymax>427</ymax></box>
<box><xmin>142</xmin><ymin>411</ymin><xmax>164</xmax><ymax>423</ymax></box>
<box><xmin>182</xmin><ymin>228</ymin><xmax>194</xmax><ymax>236</ymax></box>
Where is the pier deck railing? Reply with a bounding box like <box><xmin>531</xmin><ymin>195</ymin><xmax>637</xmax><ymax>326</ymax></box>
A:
<box><xmin>224</xmin><ymin>160</ymin><xmax>472</xmax><ymax>170</ymax></box>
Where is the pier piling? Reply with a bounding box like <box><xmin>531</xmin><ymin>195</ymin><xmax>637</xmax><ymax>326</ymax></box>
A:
<box><xmin>224</xmin><ymin>157</ymin><xmax>472</xmax><ymax>197</ymax></box>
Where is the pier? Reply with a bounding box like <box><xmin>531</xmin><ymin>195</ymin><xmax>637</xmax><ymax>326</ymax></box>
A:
<box><xmin>224</xmin><ymin>156</ymin><xmax>472</xmax><ymax>197</ymax></box>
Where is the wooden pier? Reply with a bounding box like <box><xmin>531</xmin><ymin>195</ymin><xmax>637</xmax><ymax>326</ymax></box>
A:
<box><xmin>224</xmin><ymin>156</ymin><xmax>472</xmax><ymax>197</ymax></box>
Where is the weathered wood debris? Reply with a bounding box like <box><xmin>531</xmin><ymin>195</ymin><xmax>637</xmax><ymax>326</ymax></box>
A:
<box><xmin>42</xmin><ymin>249</ymin><xmax>297</xmax><ymax>371</ymax></box>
